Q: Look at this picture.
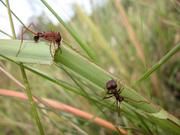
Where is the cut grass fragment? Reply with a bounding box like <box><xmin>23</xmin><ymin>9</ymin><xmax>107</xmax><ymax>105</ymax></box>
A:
<box><xmin>0</xmin><ymin>39</ymin><xmax>52</xmax><ymax>64</ymax></box>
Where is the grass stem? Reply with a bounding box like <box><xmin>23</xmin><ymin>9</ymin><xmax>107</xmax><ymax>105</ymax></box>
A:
<box><xmin>19</xmin><ymin>64</ymin><xmax>45</xmax><ymax>135</ymax></box>
<box><xmin>135</xmin><ymin>43</ymin><xmax>180</xmax><ymax>85</ymax></box>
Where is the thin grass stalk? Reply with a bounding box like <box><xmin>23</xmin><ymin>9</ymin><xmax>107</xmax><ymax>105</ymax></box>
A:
<box><xmin>59</xmin><ymin>65</ymin><xmax>109</xmax><ymax>118</ymax></box>
<box><xmin>135</xmin><ymin>43</ymin><xmax>180</xmax><ymax>85</ymax></box>
<box><xmin>19</xmin><ymin>64</ymin><xmax>45</xmax><ymax>135</ymax></box>
<box><xmin>0</xmin><ymin>66</ymin><xmax>24</xmax><ymax>88</ymax></box>
<box><xmin>5</xmin><ymin>1</ymin><xmax>45</xmax><ymax>134</ymax></box>
<box><xmin>5</xmin><ymin>0</ymin><xmax>16</xmax><ymax>39</ymax></box>
<box><xmin>0</xmin><ymin>0</ymin><xmax>26</xmax><ymax>26</ymax></box>
<box><xmin>59</xmin><ymin>65</ymin><xmax>89</xmax><ymax>96</ymax></box>
<box><xmin>0</xmin><ymin>29</ymin><xmax>12</xmax><ymax>38</ymax></box>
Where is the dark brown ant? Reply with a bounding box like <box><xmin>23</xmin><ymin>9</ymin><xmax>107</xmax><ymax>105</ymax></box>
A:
<box><xmin>103</xmin><ymin>79</ymin><xmax>124</xmax><ymax>115</ymax></box>
<box><xmin>103</xmin><ymin>79</ymin><xmax>149</xmax><ymax>115</ymax></box>
<box><xmin>104</xmin><ymin>79</ymin><xmax>124</xmax><ymax>102</ymax></box>
<box><xmin>16</xmin><ymin>23</ymin><xmax>62</xmax><ymax>57</ymax></box>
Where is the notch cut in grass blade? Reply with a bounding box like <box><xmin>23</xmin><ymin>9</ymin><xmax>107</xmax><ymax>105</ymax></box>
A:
<box><xmin>0</xmin><ymin>39</ymin><xmax>52</xmax><ymax>64</ymax></box>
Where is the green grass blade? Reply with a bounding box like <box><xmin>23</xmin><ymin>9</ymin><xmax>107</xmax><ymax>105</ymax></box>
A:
<box><xmin>0</xmin><ymin>39</ymin><xmax>52</xmax><ymax>64</ymax></box>
<box><xmin>135</xmin><ymin>43</ymin><xmax>180</xmax><ymax>85</ymax></box>
<box><xmin>5</xmin><ymin>0</ymin><xmax>16</xmax><ymax>39</ymax></box>
<box><xmin>20</xmin><ymin>64</ymin><xmax>45</xmax><ymax>135</ymax></box>
<box><xmin>55</xmin><ymin>47</ymin><xmax>112</xmax><ymax>88</ymax></box>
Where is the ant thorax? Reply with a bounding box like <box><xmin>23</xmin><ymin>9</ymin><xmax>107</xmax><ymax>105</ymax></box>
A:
<box><xmin>110</xmin><ymin>89</ymin><xmax>117</xmax><ymax>93</ymax></box>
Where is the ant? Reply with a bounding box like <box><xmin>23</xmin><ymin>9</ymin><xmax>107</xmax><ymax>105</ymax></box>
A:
<box><xmin>103</xmin><ymin>79</ymin><xmax>149</xmax><ymax>115</ymax></box>
<box><xmin>16</xmin><ymin>23</ymin><xmax>62</xmax><ymax>57</ymax></box>
<box><xmin>103</xmin><ymin>79</ymin><xmax>124</xmax><ymax>115</ymax></box>
<box><xmin>104</xmin><ymin>79</ymin><xmax>124</xmax><ymax>102</ymax></box>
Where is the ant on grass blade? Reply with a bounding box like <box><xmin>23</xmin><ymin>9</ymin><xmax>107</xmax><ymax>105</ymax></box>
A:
<box><xmin>103</xmin><ymin>79</ymin><xmax>124</xmax><ymax>115</ymax></box>
<box><xmin>103</xmin><ymin>79</ymin><xmax>149</xmax><ymax>116</ymax></box>
<box><xmin>16</xmin><ymin>23</ymin><xmax>62</xmax><ymax>57</ymax></box>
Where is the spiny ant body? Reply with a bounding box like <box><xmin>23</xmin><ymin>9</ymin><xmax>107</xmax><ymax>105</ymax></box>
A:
<box><xmin>16</xmin><ymin>23</ymin><xmax>62</xmax><ymax>57</ymax></box>
<box><xmin>103</xmin><ymin>79</ymin><xmax>124</xmax><ymax>115</ymax></box>
<box><xmin>104</xmin><ymin>79</ymin><xmax>124</xmax><ymax>103</ymax></box>
<box><xmin>33</xmin><ymin>32</ymin><xmax>62</xmax><ymax>47</ymax></box>
<box><xmin>104</xmin><ymin>79</ymin><xmax>149</xmax><ymax>115</ymax></box>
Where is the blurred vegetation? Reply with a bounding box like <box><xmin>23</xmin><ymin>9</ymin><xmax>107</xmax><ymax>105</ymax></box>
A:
<box><xmin>0</xmin><ymin>0</ymin><xmax>180</xmax><ymax>134</ymax></box>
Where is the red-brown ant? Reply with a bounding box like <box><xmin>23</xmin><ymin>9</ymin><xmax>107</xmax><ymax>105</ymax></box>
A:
<box><xmin>104</xmin><ymin>79</ymin><xmax>149</xmax><ymax>115</ymax></box>
<box><xmin>16</xmin><ymin>23</ymin><xmax>62</xmax><ymax>57</ymax></box>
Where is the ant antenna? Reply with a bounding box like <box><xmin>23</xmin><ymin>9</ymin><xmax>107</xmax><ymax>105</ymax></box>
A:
<box><xmin>16</xmin><ymin>23</ymin><xmax>37</xmax><ymax>56</ymax></box>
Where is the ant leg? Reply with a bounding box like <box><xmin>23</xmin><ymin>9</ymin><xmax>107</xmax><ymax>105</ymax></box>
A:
<box><xmin>118</xmin><ymin>87</ymin><xmax>124</xmax><ymax>94</ymax></box>
<box><xmin>23</xmin><ymin>23</ymin><xmax>37</xmax><ymax>35</ymax></box>
<box><xmin>123</xmin><ymin>97</ymin><xmax>150</xmax><ymax>104</ymax></box>
<box><xmin>16</xmin><ymin>23</ymin><xmax>37</xmax><ymax>56</ymax></box>
<box><xmin>117</xmin><ymin>89</ymin><xmax>121</xmax><ymax>93</ymax></box>
<box><xmin>117</xmin><ymin>86</ymin><xmax>149</xmax><ymax>104</ymax></box>
<box><xmin>16</xmin><ymin>26</ymin><xmax>26</xmax><ymax>56</ymax></box>
<box><xmin>116</xmin><ymin>101</ymin><xmax>121</xmax><ymax>116</ymax></box>
<box><xmin>49</xmin><ymin>42</ymin><xmax>54</xmax><ymax>58</ymax></box>
<box><xmin>103</xmin><ymin>94</ymin><xmax>114</xmax><ymax>99</ymax></box>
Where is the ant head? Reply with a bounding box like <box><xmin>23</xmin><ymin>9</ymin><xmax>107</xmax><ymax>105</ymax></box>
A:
<box><xmin>33</xmin><ymin>35</ymin><xmax>39</xmax><ymax>42</ymax></box>
<box><xmin>106</xmin><ymin>79</ymin><xmax>117</xmax><ymax>90</ymax></box>
<box><xmin>34</xmin><ymin>32</ymin><xmax>44</xmax><ymax>42</ymax></box>
<box><xmin>55</xmin><ymin>32</ymin><xmax>62</xmax><ymax>45</ymax></box>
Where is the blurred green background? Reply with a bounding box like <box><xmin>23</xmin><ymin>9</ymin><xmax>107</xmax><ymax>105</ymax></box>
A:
<box><xmin>0</xmin><ymin>0</ymin><xmax>179</xmax><ymax>134</ymax></box>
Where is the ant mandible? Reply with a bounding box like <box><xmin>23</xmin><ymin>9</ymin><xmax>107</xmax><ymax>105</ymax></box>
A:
<box><xmin>16</xmin><ymin>23</ymin><xmax>62</xmax><ymax>57</ymax></box>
